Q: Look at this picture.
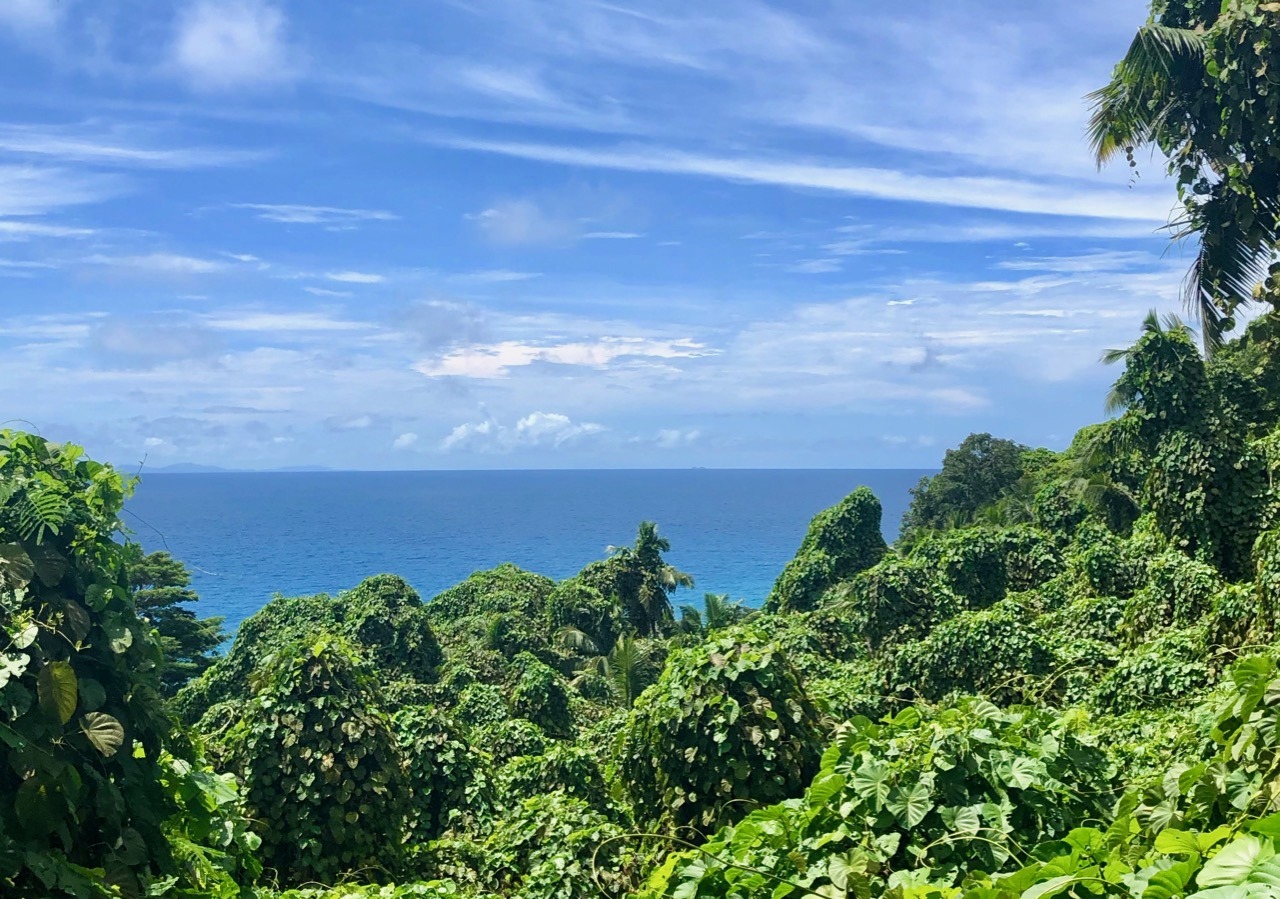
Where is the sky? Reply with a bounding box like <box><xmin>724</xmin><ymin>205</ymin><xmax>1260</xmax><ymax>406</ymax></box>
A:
<box><xmin>0</xmin><ymin>0</ymin><xmax>1195</xmax><ymax>470</ymax></box>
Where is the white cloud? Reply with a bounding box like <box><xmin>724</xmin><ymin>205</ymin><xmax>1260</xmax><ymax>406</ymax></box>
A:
<box><xmin>583</xmin><ymin>231</ymin><xmax>643</xmax><ymax>240</ymax></box>
<box><xmin>0</xmin><ymin>219</ymin><xmax>94</xmax><ymax>240</ymax></box>
<box><xmin>204</xmin><ymin>311</ymin><xmax>370</xmax><ymax>332</ymax></box>
<box><xmin>440</xmin><ymin>411</ymin><xmax>605</xmax><ymax>452</ymax></box>
<box><xmin>433</xmin><ymin>136</ymin><xmax>1175</xmax><ymax>222</ymax></box>
<box><xmin>415</xmin><ymin>337</ymin><xmax>715</xmax><ymax>379</ymax></box>
<box><xmin>393</xmin><ymin>432</ymin><xmax>418</xmax><ymax>450</ymax></box>
<box><xmin>0</xmin><ymin>0</ymin><xmax>62</xmax><ymax>34</ymax></box>
<box><xmin>467</xmin><ymin>199</ymin><xmax>578</xmax><ymax>246</ymax></box>
<box><xmin>171</xmin><ymin>0</ymin><xmax>298</xmax><ymax>91</ymax></box>
<box><xmin>0</xmin><ymin>166</ymin><xmax>123</xmax><ymax>216</ymax></box>
<box><xmin>449</xmin><ymin>269</ymin><xmax>542</xmax><ymax>283</ymax></box>
<box><xmin>656</xmin><ymin>428</ymin><xmax>701</xmax><ymax>448</ymax></box>
<box><xmin>230</xmin><ymin>203</ymin><xmax>397</xmax><ymax>225</ymax></box>
<box><xmin>324</xmin><ymin>271</ymin><xmax>384</xmax><ymax>284</ymax></box>
<box><xmin>0</xmin><ymin>123</ymin><xmax>262</xmax><ymax>168</ymax></box>
<box><xmin>303</xmin><ymin>286</ymin><xmax>353</xmax><ymax>297</ymax></box>
<box><xmin>83</xmin><ymin>253</ymin><xmax>229</xmax><ymax>275</ymax></box>
<box><xmin>785</xmin><ymin>258</ymin><xmax>842</xmax><ymax>274</ymax></box>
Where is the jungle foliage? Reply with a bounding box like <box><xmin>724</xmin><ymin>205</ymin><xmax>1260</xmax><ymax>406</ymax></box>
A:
<box><xmin>9</xmin><ymin>4</ymin><xmax>1280</xmax><ymax>894</ymax></box>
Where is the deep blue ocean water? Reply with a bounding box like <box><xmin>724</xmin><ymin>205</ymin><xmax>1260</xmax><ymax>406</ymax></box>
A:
<box><xmin>123</xmin><ymin>469</ymin><xmax>930</xmax><ymax>636</ymax></box>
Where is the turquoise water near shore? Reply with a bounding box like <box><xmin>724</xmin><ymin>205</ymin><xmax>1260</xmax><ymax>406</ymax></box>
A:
<box><xmin>124</xmin><ymin>469</ymin><xmax>930</xmax><ymax>635</ymax></box>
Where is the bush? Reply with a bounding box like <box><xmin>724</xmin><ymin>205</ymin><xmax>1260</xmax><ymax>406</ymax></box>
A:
<box><xmin>176</xmin><ymin>575</ymin><xmax>441</xmax><ymax>724</ymax></box>
<box><xmin>764</xmin><ymin>487</ymin><xmax>888</xmax><ymax>612</ymax></box>
<box><xmin>229</xmin><ymin>638</ymin><xmax>407</xmax><ymax>886</ymax></box>
<box><xmin>1121</xmin><ymin>551</ymin><xmax>1221</xmax><ymax>642</ymax></box>
<box><xmin>889</xmin><ymin>603</ymin><xmax>1056</xmax><ymax>705</ymax></box>
<box><xmin>618</xmin><ymin>628</ymin><xmax>822</xmax><ymax>834</ymax></box>
<box><xmin>545</xmin><ymin>578</ymin><xmax>620</xmax><ymax>652</ymax></box>
<box><xmin>396</xmin><ymin>707</ymin><xmax>491</xmax><ymax>843</ymax></box>
<box><xmin>836</xmin><ymin>556</ymin><xmax>956</xmax><ymax>651</ymax></box>
<box><xmin>1073</xmin><ymin>523</ymin><xmax>1145</xmax><ymax>600</ymax></box>
<box><xmin>509</xmin><ymin>652</ymin><xmax>574</xmax><ymax>737</ymax></box>
<box><xmin>1092</xmin><ymin>628</ymin><xmax>1212</xmax><ymax>714</ymax></box>
<box><xmin>427</xmin><ymin>564</ymin><xmax>556</xmax><ymax>623</ymax></box>
<box><xmin>473</xmin><ymin>717</ymin><xmax>548</xmax><ymax>764</ymax></box>
<box><xmin>642</xmin><ymin>701</ymin><xmax>1114</xmax><ymax>898</ymax></box>
<box><xmin>493</xmin><ymin>744</ymin><xmax>611</xmax><ymax>815</ymax></box>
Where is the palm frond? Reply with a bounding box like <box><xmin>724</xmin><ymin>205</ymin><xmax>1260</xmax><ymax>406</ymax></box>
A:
<box><xmin>555</xmin><ymin>625</ymin><xmax>600</xmax><ymax>655</ymax></box>
<box><xmin>1087</xmin><ymin>24</ymin><xmax>1206</xmax><ymax>166</ymax></box>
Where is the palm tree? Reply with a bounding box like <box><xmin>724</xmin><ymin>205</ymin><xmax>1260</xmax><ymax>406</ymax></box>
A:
<box><xmin>678</xmin><ymin>593</ymin><xmax>752</xmax><ymax>636</ymax></box>
<box><xmin>559</xmin><ymin>630</ymin><xmax>662</xmax><ymax>707</ymax></box>
<box><xmin>1088</xmin><ymin>18</ymin><xmax>1278</xmax><ymax>352</ymax></box>
<box><xmin>605</xmin><ymin>521</ymin><xmax>694</xmax><ymax>636</ymax></box>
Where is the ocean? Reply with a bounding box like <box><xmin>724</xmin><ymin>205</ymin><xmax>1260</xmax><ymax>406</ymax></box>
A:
<box><xmin>123</xmin><ymin>469</ymin><xmax>930</xmax><ymax>636</ymax></box>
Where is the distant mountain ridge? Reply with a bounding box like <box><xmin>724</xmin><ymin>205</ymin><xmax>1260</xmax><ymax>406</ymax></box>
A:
<box><xmin>146</xmin><ymin>463</ymin><xmax>336</xmax><ymax>474</ymax></box>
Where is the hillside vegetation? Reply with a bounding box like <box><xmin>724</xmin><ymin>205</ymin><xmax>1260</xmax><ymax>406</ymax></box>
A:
<box><xmin>8</xmin><ymin>309</ymin><xmax>1280</xmax><ymax>898</ymax></box>
<box><xmin>5</xmin><ymin>0</ymin><xmax>1280</xmax><ymax>895</ymax></box>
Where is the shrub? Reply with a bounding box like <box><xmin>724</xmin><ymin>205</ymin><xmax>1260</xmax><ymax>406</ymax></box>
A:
<box><xmin>618</xmin><ymin>628</ymin><xmax>822</xmax><ymax>834</ymax></box>
<box><xmin>176</xmin><ymin>575</ymin><xmax>441</xmax><ymax>724</ymax></box>
<box><xmin>473</xmin><ymin>717</ymin><xmax>548</xmax><ymax>764</ymax></box>
<box><xmin>545</xmin><ymin>578</ymin><xmax>620</xmax><ymax>652</ymax></box>
<box><xmin>764</xmin><ymin>487</ymin><xmax>888</xmax><ymax>612</ymax></box>
<box><xmin>1092</xmin><ymin>628</ymin><xmax>1212</xmax><ymax>714</ymax></box>
<box><xmin>642</xmin><ymin>701</ymin><xmax>1114</xmax><ymax>898</ymax></box>
<box><xmin>836</xmin><ymin>556</ymin><xmax>956</xmax><ymax>651</ymax></box>
<box><xmin>1073</xmin><ymin>523</ymin><xmax>1145</xmax><ymax>600</ymax></box>
<box><xmin>1121</xmin><ymin>551</ymin><xmax>1221</xmax><ymax>642</ymax></box>
<box><xmin>396</xmin><ymin>707</ymin><xmax>491</xmax><ymax>843</ymax></box>
<box><xmin>427</xmin><ymin>564</ymin><xmax>556</xmax><ymax>623</ymax></box>
<box><xmin>889</xmin><ymin>603</ymin><xmax>1056</xmax><ymax>705</ymax></box>
<box><xmin>0</xmin><ymin>433</ymin><xmax>203</xmax><ymax>896</ymax></box>
<box><xmin>509</xmin><ymin>652</ymin><xmax>574</xmax><ymax>737</ymax></box>
<box><xmin>493</xmin><ymin>744</ymin><xmax>611</xmax><ymax>815</ymax></box>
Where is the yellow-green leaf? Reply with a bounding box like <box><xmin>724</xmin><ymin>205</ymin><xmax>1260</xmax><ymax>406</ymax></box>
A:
<box><xmin>37</xmin><ymin>660</ymin><xmax>77</xmax><ymax>725</ymax></box>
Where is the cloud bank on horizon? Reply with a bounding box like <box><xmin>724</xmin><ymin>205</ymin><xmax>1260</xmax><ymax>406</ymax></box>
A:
<box><xmin>0</xmin><ymin>0</ymin><xmax>1192</xmax><ymax>469</ymax></box>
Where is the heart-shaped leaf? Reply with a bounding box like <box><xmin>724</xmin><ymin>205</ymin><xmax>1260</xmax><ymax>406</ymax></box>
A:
<box><xmin>80</xmin><ymin>712</ymin><xmax>125</xmax><ymax>757</ymax></box>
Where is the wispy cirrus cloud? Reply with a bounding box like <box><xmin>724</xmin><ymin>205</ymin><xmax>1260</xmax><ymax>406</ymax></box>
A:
<box><xmin>0</xmin><ymin>122</ymin><xmax>264</xmax><ymax>168</ymax></box>
<box><xmin>432</xmin><ymin>136</ymin><xmax>1173</xmax><ymax>222</ymax></box>
<box><xmin>230</xmin><ymin>203</ymin><xmax>398</xmax><ymax>225</ymax></box>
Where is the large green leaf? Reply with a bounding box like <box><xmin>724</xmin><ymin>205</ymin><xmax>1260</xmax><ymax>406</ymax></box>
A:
<box><xmin>80</xmin><ymin>712</ymin><xmax>125</xmax><ymax>757</ymax></box>
<box><xmin>886</xmin><ymin>781</ymin><xmax>933</xmax><ymax>829</ymax></box>
<box><xmin>37</xmin><ymin>660</ymin><xmax>77</xmax><ymax>725</ymax></box>
<box><xmin>1197</xmin><ymin>836</ymin><xmax>1280</xmax><ymax>889</ymax></box>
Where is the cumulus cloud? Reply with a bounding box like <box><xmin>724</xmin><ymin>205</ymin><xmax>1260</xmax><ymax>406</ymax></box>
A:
<box><xmin>171</xmin><ymin>0</ymin><xmax>298</xmax><ymax>91</ymax></box>
<box><xmin>392</xmin><ymin>432</ymin><xmax>418</xmax><ymax>450</ymax></box>
<box><xmin>440</xmin><ymin>411</ymin><xmax>605</xmax><ymax>452</ymax></box>
<box><xmin>415</xmin><ymin>337</ymin><xmax>714</xmax><ymax>379</ymax></box>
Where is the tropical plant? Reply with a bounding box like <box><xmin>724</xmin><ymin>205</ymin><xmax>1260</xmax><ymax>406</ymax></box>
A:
<box><xmin>562</xmin><ymin>632</ymin><xmax>663</xmax><ymax>707</ymax></box>
<box><xmin>1089</xmin><ymin>1</ymin><xmax>1280</xmax><ymax>350</ymax></box>
<box><xmin>123</xmin><ymin>545</ymin><xmax>227</xmax><ymax>695</ymax></box>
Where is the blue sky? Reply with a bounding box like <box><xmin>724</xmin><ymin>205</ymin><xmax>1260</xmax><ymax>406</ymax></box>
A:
<box><xmin>0</xmin><ymin>0</ymin><xmax>1193</xmax><ymax>470</ymax></box>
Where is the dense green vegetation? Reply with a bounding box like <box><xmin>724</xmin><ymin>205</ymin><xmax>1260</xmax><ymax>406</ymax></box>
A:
<box><xmin>12</xmin><ymin>304</ymin><xmax>1280</xmax><ymax>898</ymax></box>
<box><xmin>4</xmin><ymin>2</ymin><xmax>1280</xmax><ymax>896</ymax></box>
